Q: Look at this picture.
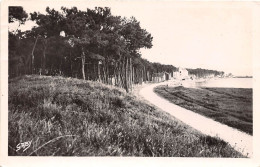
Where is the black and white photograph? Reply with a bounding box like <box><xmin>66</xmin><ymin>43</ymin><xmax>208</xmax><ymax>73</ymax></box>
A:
<box><xmin>1</xmin><ymin>0</ymin><xmax>260</xmax><ymax>166</ymax></box>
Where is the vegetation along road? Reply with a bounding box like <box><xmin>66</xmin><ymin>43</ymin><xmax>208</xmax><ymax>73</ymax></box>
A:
<box><xmin>8</xmin><ymin>75</ymin><xmax>244</xmax><ymax>157</ymax></box>
<box><xmin>154</xmin><ymin>85</ymin><xmax>253</xmax><ymax>135</ymax></box>
<box><xmin>139</xmin><ymin>81</ymin><xmax>252</xmax><ymax>157</ymax></box>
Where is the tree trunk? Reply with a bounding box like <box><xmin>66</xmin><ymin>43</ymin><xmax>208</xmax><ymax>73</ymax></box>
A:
<box><xmin>70</xmin><ymin>50</ymin><xmax>73</xmax><ymax>77</ymax></box>
<box><xmin>59</xmin><ymin>57</ymin><xmax>63</xmax><ymax>75</ymax></box>
<box><xmin>144</xmin><ymin>66</ymin><xmax>146</xmax><ymax>82</ymax></box>
<box><xmin>93</xmin><ymin>65</ymin><xmax>96</xmax><ymax>80</ymax></box>
<box><xmin>129</xmin><ymin>57</ymin><xmax>133</xmax><ymax>91</ymax></box>
<box><xmin>97</xmin><ymin>62</ymin><xmax>100</xmax><ymax>81</ymax></box>
<box><xmin>103</xmin><ymin>62</ymin><xmax>107</xmax><ymax>84</ymax></box>
<box><xmin>124</xmin><ymin>57</ymin><xmax>129</xmax><ymax>92</ymax></box>
<box><xmin>106</xmin><ymin>60</ymin><xmax>110</xmax><ymax>84</ymax></box>
<box><xmin>133</xmin><ymin>66</ymin><xmax>135</xmax><ymax>85</ymax></box>
<box><xmin>31</xmin><ymin>36</ymin><xmax>39</xmax><ymax>74</ymax></box>
<box><xmin>42</xmin><ymin>38</ymin><xmax>47</xmax><ymax>75</ymax></box>
<box><xmin>120</xmin><ymin>63</ymin><xmax>124</xmax><ymax>88</ymax></box>
<box><xmin>81</xmin><ymin>47</ymin><xmax>86</xmax><ymax>80</ymax></box>
<box><xmin>142</xmin><ymin>67</ymin><xmax>144</xmax><ymax>82</ymax></box>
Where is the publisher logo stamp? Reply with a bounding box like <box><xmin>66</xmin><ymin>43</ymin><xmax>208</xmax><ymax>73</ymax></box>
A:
<box><xmin>16</xmin><ymin>140</ymin><xmax>32</xmax><ymax>152</ymax></box>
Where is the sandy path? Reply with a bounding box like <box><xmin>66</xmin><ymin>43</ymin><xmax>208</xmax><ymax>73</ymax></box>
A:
<box><xmin>139</xmin><ymin>81</ymin><xmax>252</xmax><ymax>157</ymax></box>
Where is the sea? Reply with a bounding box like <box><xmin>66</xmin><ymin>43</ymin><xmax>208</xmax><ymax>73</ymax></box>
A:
<box><xmin>195</xmin><ymin>78</ymin><xmax>253</xmax><ymax>88</ymax></box>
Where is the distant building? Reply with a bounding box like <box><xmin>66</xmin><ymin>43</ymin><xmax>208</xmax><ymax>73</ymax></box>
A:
<box><xmin>152</xmin><ymin>72</ymin><xmax>165</xmax><ymax>82</ymax></box>
<box><xmin>165</xmin><ymin>72</ymin><xmax>171</xmax><ymax>80</ymax></box>
<box><xmin>173</xmin><ymin>68</ymin><xmax>189</xmax><ymax>80</ymax></box>
<box><xmin>151</xmin><ymin>72</ymin><xmax>172</xmax><ymax>83</ymax></box>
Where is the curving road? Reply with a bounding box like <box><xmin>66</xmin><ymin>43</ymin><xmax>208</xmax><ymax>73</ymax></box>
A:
<box><xmin>139</xmin><ymin>81</ymin><xmax>253</xmax><ymax>157</ymax></box>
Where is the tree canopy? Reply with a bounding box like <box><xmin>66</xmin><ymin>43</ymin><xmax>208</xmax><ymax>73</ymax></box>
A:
<box><xmin>9</xmin><ymin>6</ymin><xmax>28</xmax><ymax>24</ymax></box>
<box><xmin>8</xmin><ymin>6</ymin><xmax>224</xmax><ymax>92</ymax></box>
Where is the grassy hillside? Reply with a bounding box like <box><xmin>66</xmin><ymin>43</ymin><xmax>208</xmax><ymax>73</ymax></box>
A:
<box><xmin>8</xmin><ymin>75</ymin><xmax>243</xmax><ymax>157</ymax></box>
<box><xmin>154</xmin><ymin>86</ymin><xmax>252</xmax><ymax>135</ymax></box>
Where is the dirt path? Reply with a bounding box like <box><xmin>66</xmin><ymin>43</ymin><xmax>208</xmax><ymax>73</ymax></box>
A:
<box><xmin>139</xmin><ymin>81</ymin><xmax>253</xmax><ymax>157</ymax></box>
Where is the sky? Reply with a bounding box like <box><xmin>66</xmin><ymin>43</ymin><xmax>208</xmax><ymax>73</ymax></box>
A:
<box><xmin>10</xmin><ymin>1</ymin><xmax>254</xmax><ymax>76</ymax></box>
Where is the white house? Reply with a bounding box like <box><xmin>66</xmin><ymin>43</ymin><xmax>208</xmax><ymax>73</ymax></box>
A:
<box><xmin>173</xmin><ymin>68</ymin><xmax>189</xmax><ymax>80</ymax></box>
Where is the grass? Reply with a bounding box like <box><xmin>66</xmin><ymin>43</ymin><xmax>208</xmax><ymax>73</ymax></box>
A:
<box><xmin>154</xmin><ymin>86</ymin><xmax>252</xmax><ymax>135</ymax></box>
<box><xmin>8</xmin><ymin>75</ymin><xmax>244</xmax><ymax>157</ymax></box>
